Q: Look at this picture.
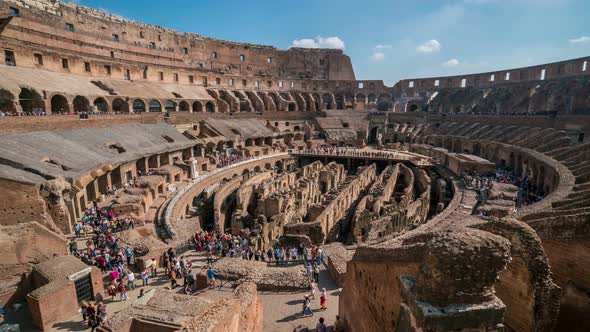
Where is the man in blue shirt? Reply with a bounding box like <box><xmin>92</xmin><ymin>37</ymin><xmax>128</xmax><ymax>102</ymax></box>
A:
<box><xmin>125</xmin><ymin>246</ymin><xmax>132</xmax><ymax>266</ymax></box>
<box><xmin>207</xmin><ymin>267</ymin><xmax>216</xmax><ymax>289</ymax></box>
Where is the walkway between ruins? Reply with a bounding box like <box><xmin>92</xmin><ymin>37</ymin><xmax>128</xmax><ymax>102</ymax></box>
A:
<box><xmin>5</xmin><ymin>247</ymin><xmax>341</xmax><ymax>332</ymax></box>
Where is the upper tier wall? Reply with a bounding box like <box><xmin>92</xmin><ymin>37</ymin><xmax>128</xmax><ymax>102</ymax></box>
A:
<box><xmin>0</xmin><ymin>0</ymin><xmax>356</xmax><ymax>81</ymax></box>
<box><xmin>394</xmin><ymin>56</ymin><xmax>590</xmax><ymax>96</ymax></box>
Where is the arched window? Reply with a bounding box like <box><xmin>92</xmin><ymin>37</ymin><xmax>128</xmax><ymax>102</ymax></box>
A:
<box><xmin>165</xmin><ymin>100</ymin><xmax>176</xmax><ymax>112</ymax></box>
<box><xmin>73</xmin><ymin>96</ymin><xmax>90</xmax><ymax>113</ymax></box>
<box><xmin>205</xmin><ymin>101</ymin><xmax>215</xmax><ymax>113</ymax></box>
<box><xmin>112</xmin><ymin>98</ymin><xmax>129</xmax><ymax>113</ymax></box>
<box><xmin>149</xmin><ymin>100</ymin><xmax>162</xmax><ymax>112</ymax></box>
<box><xmin>51</xmin><ymin>94</ymin><xmax>69</xmax><ymax>114</ymax></box>
<box><xmin>179</xmin><ymin>101</ymin><xmax>189</xmax><ymax>112</ymax></box>
<box><xmin>93</xmin><ymin>97</ymin><xmax>108</xmax><ymax>113</ymax></box>
<box><xmin>19</xmin><ymin>88</ymin><xmax>44</xmax><ymax>114</ymax></box>
<box><xmin>132</xmin><ymin>99</ymin><xmax>146</xmax><ymax>113</ymax></box>
<box><xmin>193</xmin><ymin>101</ymin><xmax>203</xmax><ymax>112</ymax></box>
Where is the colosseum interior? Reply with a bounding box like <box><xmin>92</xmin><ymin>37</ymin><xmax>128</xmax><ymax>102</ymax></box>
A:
<box><xmin>0</xmin><ymin>0</ymin><xmax>588</xmax><ymax>331</ymax></box>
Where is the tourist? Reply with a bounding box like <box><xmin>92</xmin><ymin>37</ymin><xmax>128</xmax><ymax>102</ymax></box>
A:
<box><xmin>141</xmin><ymin>268</ymin><xmax>149</xmax><ymax>286</ymax></box>
<box><xmin>108</xmin><ymin>281</ymin><xmax>117</xmax><ymax>300</ymax></box>
<box><xmin>80</xmin><ymin>300</ymin><xmax>88</xmax><ymax>323</ymax></box>
<box><xmin>320</xmin><ymin>288</ymin><xmax>327</xmax><ymax>310</ymax></box>
<box><xmin>125</xmin><ymin>246</ymin><xmax>132</xmax><ymax>266</ymax></box>
<box><xmin>118</xmin><ymin>281</ymin><xmax>128</xmax><ymax>301</ymax></box>
<box><xmin>310</xmin><ymin>281</ymin><xmax>317</xmax><ymax>300</ymax></box>
<box><xmin>150</xmin><ymin>257</ymin><xmax>158</xmax><ymax>277</ymax></box>
<box><xmin>162</xmin><ymin>251</ymin><xmax>169</xmax><ymax>274</ymax></box>
<box><xmin>110</xmin><ymin>268</ymin><xmax>119</xmax><ymax>283</ymax></box>
<box><xmin>333</xmin><ymin>315</ymin><xmax>344</xmax><ymax>332</ymax></box>
<box><xmin>313</xmin><ymin>263</ymin><xmax>320</xmax><ymax>283</ymax></box>
<box><xmin>207</xmin><ymin>266</ymin><xmax>216</xmax><ymax>289</ymax></box>
<box><xmin>127</xmin><ymin>270</ymin><xmax>136</xmax><ymax>290</ymax></box>
<box><xmin>184</xmin><ymin>283</ymin><xmax>192</xmax><ymax>295</ymax></box>
<box><xmin>316</xmin><ymin>317</ymin><xmax>327</xmax><ymax>332</ymax></box>
<box><xmin>290</xmin><ymin>247</ymin><xmax>298</xmax><ymax>261</ymax></box>
<box><xmin>316</xmin><ymin>246</ymin><xmax>323</xmax><ymax>266</ymax></box>
<box><xmin>301</xmin><ymin>295</ymin><xmax>314</xmax><ymax>316</ymax></box>
<box><xmin>206</xmin><ymin>250</ymin><xmax>213</xmax><ymax>265</ymax></box>
<box><xmin>88</xmin><ymin>314</ymin><xmax>99</xmax><ymax>332</ymax></box>
<box><xmin>97</xmin><ymin>302</ymin><xmax>107</xmax><ymax>324</ymax></box>
<box><xmin>169</xmin><ymin>269</ymin><xmax>178</xmax><ymax>288</ymax></box>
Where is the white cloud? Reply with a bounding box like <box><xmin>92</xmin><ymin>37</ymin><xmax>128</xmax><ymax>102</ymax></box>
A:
<box><xmin>442</xmin><ymin>58</ymin><xmax>460</xmax><ymax>67</ymax></box>
<box><xmin>417</xmin><ymin>39</ymin><xmax>441</xmax><ymax>53</ymax></box>
<box><xmin>291</xmin><ymin>36</ymin><xmax>345</xmax><ymax>49</ymax></box>
<box><xmin>371</xmin><ymin>52</ymin><xmax>386</xmax><ymax>61</ymax></box>
<box><xmin>375</xmin><ymin>44</ymin><xmax>392</xmax><ymax>50</ymax></box>
<box><xmin>569</xmin><ymin>36</ymin><xmax>590</xmax><ymax>44</ymax></box>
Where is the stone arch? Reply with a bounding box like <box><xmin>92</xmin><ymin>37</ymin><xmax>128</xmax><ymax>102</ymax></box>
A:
<box><xmin>356</xmin><ymin>93</ymin><xmax>366</xmax><ymax>103</ymax></box>
<box><xmin>179</xmin><ymin>101</ymin><xmax>190</xmax><ymax>112</ymax></box>
<box><xmin>335</xmin><ymin>94</ymin><xmax>344</xmax><ymax>109</ymax></box>
<box><xmin>51</xmin><ymin>94</ymin><xmax>69</xmax><ymax>114</ymax></box>
<box><xmin>132</xmin><ymin>99</ymin><xmax>146</xmax><ymax>113</ymax></box>
<box><xmin>193</xmin><ymin>101</ymin><xmax>203</xmax><ymax>112</ymax></box>
<box><xmin>165</xmin><ymin>100</ymin><xmax>177</xmax><ymax>112</ymax></box>
<box><xmin>73</xmin><ymin>96</ymin><xmax>90</xmax><ymax>114</ymax></box>
<box><xmin>288</xmin><ymin>103</ymin><xmax>296</xmax><ymax>112</ymax></box>
<box><xmin>265</xmin><ymin>163</ymin><xmax>272</xmax><ymax>170</ymax></box>
<box><xmin>113</xmin><ymin>98</ymin><xmax>129</xmax><ymax>113</ymax></box>
<box><xmin>93</xmin><ymin>97</ymin><xmax>108</xmax><ymax>113</ymax></box>
<box><xmin>19</xmin><ymin>88</ymin><xmax>44</xmax><ymax>114</ymax></box>
<box><xmin>368</xmin><ymin>94</ymin><xmax>377</xmax><ymax>103</ymax></box>
<box><xmin>0</xmin><ymin>89</ymin><xmax>16</xmax><ymax>115</ymax></box>
<box><xmin>268</xmin><ymin>92</ymin><xmax>281</xmax><ymax>111</ymax></box>
<box><xmin>377</xmin><ymin>94</ymin><xmax>392</xmax><ymax>112</ymax></box>
<box><xmin>408</xmin><ymin>104</ymin><xmax>419</xmax><ymax>112</ymax></box>
<box><xmin>206</xmin><ymin>101</ymin><xmax>215</xmax><ymax>113</ymax></box>
<box><xmin>149</xmin><ymin>100</ymin><xmax>162</xmax><ymax>112</ymax></box>
<box><xmin>322</xmin><ymin>93</ymin><xmax>334</xmax><ymax>110</ymax></box>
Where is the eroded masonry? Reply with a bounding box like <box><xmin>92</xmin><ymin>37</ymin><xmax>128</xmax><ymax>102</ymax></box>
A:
<box><xmin>0</xmin><ymin>0</ymin><xmax>589</xmax><ymax>331</ymax></box>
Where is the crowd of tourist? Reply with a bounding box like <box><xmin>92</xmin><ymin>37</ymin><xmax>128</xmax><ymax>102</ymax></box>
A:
<box><xmin>70</xmin><ymin>205</ymin><xmax>136</xmax><ymax>268</ymax></box>
<box><xmin>462</xmin><ymin>167</ymin><xmax>545</xmax><ymax>210</ymax></box>
<box><xmin>299</xmin><ymin>146</ymin><xmax>406</xmax><ymax>160</ymax></box>
<box><xmin>216</xmin><ymin>153</ymin><xmax>253</xmax><ymax>167</ymax></box>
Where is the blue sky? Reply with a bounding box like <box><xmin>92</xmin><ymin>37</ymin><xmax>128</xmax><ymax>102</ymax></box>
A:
<box><xmin>71</xmin><ymin>0</ymin><xmax>590</xmax><ymax>86</ymax></box>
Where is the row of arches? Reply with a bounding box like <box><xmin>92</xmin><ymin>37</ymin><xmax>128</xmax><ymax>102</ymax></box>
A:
<box><xmin>49</xmin><ymin>95</ymin><xmax>216</xmax><ymax>114</ymax></box>
<box><xmin>1</xmin><ymin>87</ymin><xmax>218</xmax><ymax>115</ymax></box>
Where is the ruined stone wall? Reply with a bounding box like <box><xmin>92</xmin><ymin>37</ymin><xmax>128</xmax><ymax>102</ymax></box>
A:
<box><xmin>0</xmin><ymin>179</ymin><xmax>58</xmax><ymax>231</ymax></box>
<box><xmin>284</xmin><ymin>164</ymin><xmax>376</xmax><ymax>244</ymax></box>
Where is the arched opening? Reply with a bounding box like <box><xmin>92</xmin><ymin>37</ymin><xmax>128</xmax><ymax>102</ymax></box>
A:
<box><xmin>368</xmin><ymin>127</ymin><xmax>379</xmax><ymax>144</ymax></box>
<box><xmin>112</xmin><ymin>98</ymin><xmax>129</xmax><ymax>113</ymax></box>
<box><xmin>356</xmin><ymin>94</ymin><xmax>366</xmax><ymax>103</ymax></box>
<box><xmin>73</xmin><ymin>96</ymin><xmax>90</xmax><ymax>114</ymax></box>
<box><xmin>193</xmin><ymin>101</ymin><xmax>203</xmax><ymax>112</ymax></box>
<box><xmin>288</xmin><ymin>103</ymin><xmax>296</xmax><ymax>112</ymax></box>
<box><xmin>179</xmin><ymin>101</ymin><xmax>190</xmax><ymax>112</ymax></box>
<box><xmin>19</xmin><ymin>88</ymin><xmax>44</xmax><ymax>114</ymax></box>
<box><xmin>322</xmin><ymin>94</ymin><xmax>333</xmax><ymax>110</ymax></box>
<box><xmin>165</xmin><ymin>100</ymin><xmax>177</xmax><ymax>112</ymax></box>
<box><xmin>368</xmin><ymin>94</ymin><xmax>377</xmax><ymax>103</ymax></box>
<box><xmin>205</xmin><ymin>101</ymin><xmax>215</xmax><ymax>113</ymax></box>
<box><xmin>408</xmin><ymin>104</ymin><xmax>419</xmax><ymax>112</ymax></box>
<box><xmin>377</xmin><ymin>95</ymin><xmax>391</xmax><ymax>112</ymax></box>
<box><xmin>93</xmin><ymin>97</ymin><xmax>108</xmax><ymax>113</ymax></box>
<box><xmin>132</xmin><ymin>99</ymin><xmax>146</xmax><ymax>113</ymax></box>
<box><xmin>50</xmin><ymin>94</ymin><xmax>69</xmax><ymax>115</ymax></box>
<box><xmin>0</xmin><ymin>89</ymin><xmax>16</xmax><ymax>115</ymax></box>
<box><xmin>335</xmin><ymin>95</ymin><xmax>344</xmax><ymax>109</ymax></box>
<box><xmin>149</xmin><ymin>100</ymin><xmax>162</xmax><ymax>112</ymax></box>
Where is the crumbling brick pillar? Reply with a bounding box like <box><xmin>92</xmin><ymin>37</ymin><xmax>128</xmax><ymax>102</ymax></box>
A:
<box><xmin>397</xmin><ymin>229</ymin><xmax>511</xmax><ymax>332</ymax></box>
